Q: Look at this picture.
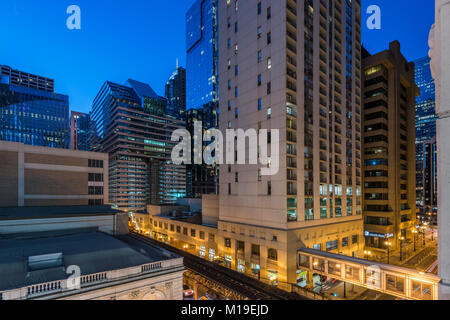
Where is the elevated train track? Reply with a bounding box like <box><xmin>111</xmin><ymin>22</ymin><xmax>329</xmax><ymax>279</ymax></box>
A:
<box><xmin>129</xmin><ymin>232</ymin><xmax>308</xmax><ymax>300</ymax></box>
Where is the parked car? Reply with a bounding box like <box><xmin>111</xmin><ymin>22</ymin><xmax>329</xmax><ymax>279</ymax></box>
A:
<box><xmin>183</xmin><ymin>285</ymin><xmax>194</xmax><ymax>298</ymax></box>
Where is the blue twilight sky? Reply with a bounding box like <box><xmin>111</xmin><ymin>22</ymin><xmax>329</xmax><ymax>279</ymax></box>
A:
<box><xmin>0</xmin><ymin>0</ymin><xmax>434</xmax><ymax>114</ymax></box>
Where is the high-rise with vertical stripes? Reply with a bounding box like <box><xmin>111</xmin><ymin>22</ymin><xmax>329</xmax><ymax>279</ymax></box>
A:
<box><xmin>216</xmin><ymin>0</ymin><xmax>364</xmax><ymax>285</ymax></box>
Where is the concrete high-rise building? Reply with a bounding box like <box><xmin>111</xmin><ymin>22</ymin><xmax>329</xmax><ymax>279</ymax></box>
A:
<box><xmin>430</xmin><ymin>0</ymin><xmax>450</xmax><ymax>300</ymax></box>
<box><xmin>70</xmin><ymin>111</ymin><xmax>91</xmax><ymax>151</ymax></box>
<box><xmin>0</xmin><ymin>65</ymin><xmax>69</xmax><ymax>149</ymax></box>
<box><xmin>90</xmin><ymin>80</ymin><xmax>186</xmax><ymax>212</ymax></box>
<box><xmin>216</xmin><ymin>0</ymin><xmax>364</xmax><ymax>285</ymax></box>
<box><xmin>165</xmin><ymin>65</ymin><xmax>187</xmax><ymax>111</ymax></box>
<box><xmin>362</xmin><ymin>41</ymin><xmax>418</xmax><ymax>255</ymax></box>
<box><xmin>414</xmin><ymin>56</ymin><xmax>437</xmax><ymax>207</ymax></box>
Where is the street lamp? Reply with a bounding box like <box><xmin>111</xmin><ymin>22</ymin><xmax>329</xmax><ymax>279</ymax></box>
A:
<box><xmin>421</xmin><ymin>226</ymin><xmax>427</xmax><ymax>246</ymax></box>
<box><xmin>384</xmin><ymin>241</ymin><xmax>392</xmax><ymax>264</ymax></box>
<box><xmin>412</xmin><ymin>229</ymin><xmax>418</xmax><ymax>252</ymax></box>
<box><xmin>364</xmin><ymin>250</ymin><xmax>372</xmax><ymax>260</ymax></box>
<box><xmin>399</xmin><ymin>236</ymin><xmax>405</xmax><ymax>261</ymax></box>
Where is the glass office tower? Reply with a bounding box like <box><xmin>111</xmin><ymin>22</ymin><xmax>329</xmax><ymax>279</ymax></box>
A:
<box><xmin>70</xmin><ymin>111</ymin><xmax>91</xmax><ymax>151</ymax></box>
<box><xmin>0</xmin><ymin>65</ymin><xmax>69</xmax><ymax>149</ymax></box>
<box><xmin>186</xmin><ymin>0</ymin><xmax>219</xmax><ymax>110</ymax></box>
<box><xmin>90</xmin><ymin>79</ymin><xmax>186</xmax><ymax>212</ymax></box>
<box><xmin>186</xmin><ymin>0</ymin><xmax>220</xmax><ymax>198</ymax></box>
<box><xmin>414</xmin><ymin>56</ymin><xmax>437</xmax><ymax>206</ymax></box>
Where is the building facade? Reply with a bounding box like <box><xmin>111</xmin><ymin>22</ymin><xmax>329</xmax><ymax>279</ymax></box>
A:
<box><xmin>215</xmin><ymin>0</ymin><xmax>364</xmax><ymax>286</ymax></box>
<box><xmin>70</xmin><ymin>111</ymin><xmax>91</xmax><ymax>151</ymax></box>
<box><xmin>186</xmin><ymin>0</ymin><xmax>219</xmax><ymax>110</ymax></box>
<box><xmin>414</xmin><ymin>56</ymin><xmax>437</xmax><ymax>207</ymax></box>
<box><xmin>0</xmin><ymin>141</ymin><xmax>108</xmax><ymax>207</ymax></box>
<box><xmin>185</xmin><ymin>103</ymin><xmax>219</xmax><ymax>198</ymax></box>
<box><xmin>0</xmin><ymin>65</ymin><xmax>70</xmax><ymax>149</ymax></box>
<box><xmin>419</xmin><ymin>137</ymin><xmax>437</xmax><ymax>224</ymax></box>
<box><xmin>362</xmin><ymin>41</ymin><xmax>418</xmax><ymax>254</ymax></box>
<box><xmin>90</xmin><ymin>80</ymin><xmax>186</xmax><ymax>212</ymax></box>
<box><xmin>186</xmin><ymin>0</ymin><xmax>220</xmax><ymax>197</ymax></box>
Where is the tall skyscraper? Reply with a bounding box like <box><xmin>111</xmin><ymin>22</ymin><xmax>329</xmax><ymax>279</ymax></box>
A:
<box><xmin>0</xmin><ymin>65</ymin><xmax>69</xmax><ymax>149</ymax></box>
<box><xmin>90</xmin><ymin>79</ymin><xmax>186</xmax><ymax>212</ymax></box>
<box><xmin>165</xmin><ymin>65</ymin><xmax>187</xmax><ymax>111</ymax></box>
<box><xmin>362</xmin><ymin>41</ymin><xmax>418</xmax><ymax>254</ymax></box>
<box><xmin>70</xmin><ymin>111</ymin><xmax>91</xmax><ymax>151</ymax></box>
<box><xmin>186</xmin><ymin>0</ymin><xmax>220</xmax><ymax>198</ymax></box>
<box><xmin>414</xmin><ymin>56</ymin><xmax>437</xmax><ymax>207</ymax></box>
<box><xmin>217</xmin><ymin>0</ymin><xmax>364</xmax><ymax>285</ymax></box>
<box><xmin>186</xmin><ymin>0</ymin><xmax>219</xmax><ymax>110</ymax></box>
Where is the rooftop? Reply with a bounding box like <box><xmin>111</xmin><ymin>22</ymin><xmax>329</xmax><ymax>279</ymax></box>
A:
<box><xmin>0</xmin><ymin>205</ymin><xmax>121</xmax><ymax>221</ymax></box>
<box><xmin>0</xmin><ymin>230</ymin><xmax>179</xmax><ymax>291</ymax></box>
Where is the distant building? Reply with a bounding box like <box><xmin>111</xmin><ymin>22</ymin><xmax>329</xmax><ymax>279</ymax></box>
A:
<box><xmin>0</xmin><ymin>206</ymin><xmax>184</xmax><ymax>300</ymax></box>
<box><xmin>362</xmin><ymin>41</ymin><xmax>419</xmax><ymax>253</ymax></box>
<box><xmin>419</xmin><ymin>137</ymin><xmax>438</xmax><ymax>224</ymax></box>
<box><xmin>165</xmin><ymin>65</ymin><xmax>186</xmax><ymax>111</ymax></box>
<box><xmin>414</xmin><ymin>56</ymin><xmax>437</xmax><ymax>206</ymax></box>
<box><xmin>90</xmin><ymin>80</ymin><xmax>186</xmax><ymax>212</ymax></box>
<box><xmin>70</xmin><ymin>111</ymin><xmax>91</xmax><ymax>151</ymax></box>
<box><xmin>0</xmin><ymin>65</ymin><xmax>69</xmax><ymax>149</ymax></box>
<box><xmin>0</xmin><ymin>141</ymin><xmax>108</xmax><ymax>207</ymax></box>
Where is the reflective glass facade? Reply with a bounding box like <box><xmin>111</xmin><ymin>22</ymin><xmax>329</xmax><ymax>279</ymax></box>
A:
<box><xmin>70</xmin><ymin>111</ymin><xmax>91</xmax><ymax>151</ymax></box>
<box><xmin>186</xmin><ymin>0</ymin><xmax>218</xmax><ymax>110</ymax></box>
<box><xmin>414</xmin><ymin>56</ymin><xmax>437</xmax><ymax>204</ymax></box>
<box><xmin>415</xmin><ymin>56</ymin><xmax>437</xmax><ymax>145</ymax></box>
<box><xmin>0</xmin><ymin>67</ymin><xmax>69</xmax><ymax>149</ymax></box>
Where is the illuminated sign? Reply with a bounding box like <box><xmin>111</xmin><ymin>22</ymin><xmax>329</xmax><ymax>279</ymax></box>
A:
<box><xmin>364</xmin><ymin>231</ymin><xmax>394</xmax><ymax>238</ymax></box>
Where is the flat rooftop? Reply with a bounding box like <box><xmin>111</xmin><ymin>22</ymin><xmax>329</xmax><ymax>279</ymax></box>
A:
<box><xmin>0</xmin><ymin>230</ymin><xmax>179</xmax><ymax>292</ymax></box>
<box><xmin>0</xmin><ymin>205</ymin><xmax>121</xmax><ymax>220</ymax></box>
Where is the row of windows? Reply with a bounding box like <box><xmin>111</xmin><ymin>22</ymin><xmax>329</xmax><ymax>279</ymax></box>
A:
<box><xmin>88</xmin><ymin>159</ymin><xmax>104</xmax><ymax>168</ymax></box>
<box><xmin>152</xmin><ymin>219</ymin><xmax>213</xmax><ymax>242</ymax></box>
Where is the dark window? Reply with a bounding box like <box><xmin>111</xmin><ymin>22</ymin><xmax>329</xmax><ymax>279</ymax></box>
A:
<box><xmin>88</xmin><ymin>186</ymin><xmax>103</xmax><ymax>195</ymax></box>
<box><xmin>88</xmin><ymin>173</ymin><xmax>104</xmax><ymax>182</ymax></box>
<box><xmin>88</xmin><ymin>159</ymin><xmax>104</xmax><ymax>168</ymax></box>
<box><xmin>267</xmin><ymin>248</ymin><xmax>278</xmax><ymax>261</ymax></box>
<box><xmin>88</xmin><ymin>199</ymin><xmax>104</xmax><ymax>206</ymax></box>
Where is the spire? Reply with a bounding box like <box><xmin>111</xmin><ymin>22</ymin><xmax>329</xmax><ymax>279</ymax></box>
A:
<box><xmin>176</xmin><ymin>58</ymin><xmax>179</xmax><ymax>69</ymax></box>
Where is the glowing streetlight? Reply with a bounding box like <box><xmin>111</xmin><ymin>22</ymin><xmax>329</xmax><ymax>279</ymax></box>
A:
<box><xmin>412</xmin><ymin>229</ymin><xmax>418</xmax><ymax>251</ymax></box>
<box><xmin>399</xmin><ymin>236</ymin><xmax>405</xmax><ymax>261</ymax></box>
<box><xmin>384</xmin><ymin>241</ymin><xmax>392</xmax><ymax>264</ymax></box>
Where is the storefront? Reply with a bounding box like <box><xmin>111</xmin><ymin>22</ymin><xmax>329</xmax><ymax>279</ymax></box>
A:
<box><xmin>267</xmin><ymin>270</ymin><xmax>278</xmax><ymax>286</ymax></box>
